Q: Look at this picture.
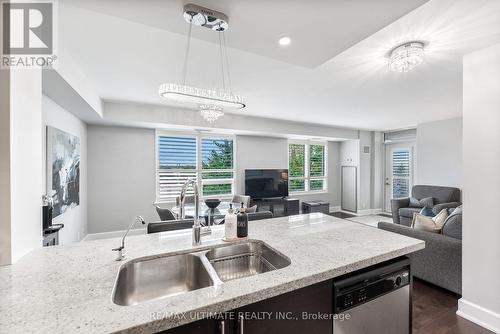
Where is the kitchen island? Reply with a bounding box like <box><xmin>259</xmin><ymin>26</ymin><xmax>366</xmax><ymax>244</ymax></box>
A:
<box><xmin>0</xmin><ymin>213</ymin><xmax>424</xmax><ymax>333</ymax></box>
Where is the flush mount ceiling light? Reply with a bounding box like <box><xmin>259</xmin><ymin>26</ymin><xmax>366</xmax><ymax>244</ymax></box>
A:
<box><xmin>388</xmin><ymin>41</ymin><xmax>425</xmax><ymax>73</ymax></box>
<box><xmin>279</xmin><ymin>36</ymin><xmax>291</xmax><ymax>46</ymax></box>
<box><xmin>159</xmin><ymin>4</ymin><xmax>245</xmax><ymax>123</ymax></box>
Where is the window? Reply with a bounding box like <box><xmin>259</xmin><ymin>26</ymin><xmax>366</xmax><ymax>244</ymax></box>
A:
<box><xmin>288</xmin><ymin>142</ymin><xmax>327</xmax><ymax>193</ymax></box>
<box><xmin>391</xmin><ymin>149</ymin><xmax>411</xmax><ymax>199</ymax></box>
<box><xmin>201</xmin><ymin>138</ymin><xmax>234</xmax><ymax>196</ymax></box>
<box><xmin>156</xmin><ymin>133</ymin><xmax>234</xmax><ymax>202</ymax></box>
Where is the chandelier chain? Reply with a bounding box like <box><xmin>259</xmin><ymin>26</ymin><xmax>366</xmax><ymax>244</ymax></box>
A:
<box><xmin>182</xmin><ymin>21</ymin><xmax>193</xmax><ymax>86</ymax></box>
<box><xmin>222</xmin><ymin>31</ymin><xmax>233</xmax><ymax>95</ymax></box>
<box><xmin>218</xmin><ymin>31</ymin><xmax>226</xmax><ymax>92</ymax></box>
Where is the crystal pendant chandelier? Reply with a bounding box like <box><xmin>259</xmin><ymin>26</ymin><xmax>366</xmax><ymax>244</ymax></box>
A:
<box><xmin>389</xmin><ymin>41</ymin><xmax>425</xmax><ymax>73</ymax></box>
<box><xmin>199</xmin><ymin>105</ymin><xmax>224</xmax><ymax>123</ymax></box>
<box><xmin>159</xmin><ymin>4</ymin><xmax>245</xmax><ymax>123</ymax></box>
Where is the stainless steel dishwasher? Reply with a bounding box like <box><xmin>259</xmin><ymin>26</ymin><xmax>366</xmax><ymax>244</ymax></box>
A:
<box><xmin>333</xmin><ymin>258</ymin><xmax>411</xmax><ymax>334</ymax></box>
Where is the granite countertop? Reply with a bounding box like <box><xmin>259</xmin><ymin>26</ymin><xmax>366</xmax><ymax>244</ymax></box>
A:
<box><xmin>0</xmin><ymin>213</ymin><xmax>424</xmax><ymax>334</ymax></box>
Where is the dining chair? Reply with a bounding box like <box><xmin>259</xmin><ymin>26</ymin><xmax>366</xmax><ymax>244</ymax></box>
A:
<box><xmin>232</xmin><ymin>194</ymin><xmax>251</xmax><ymax>208</ymax></box>
<box><xmin>147</xmin><ymin>219</ymin><xmax>194</xmax><ymax>234</ymax></box>
<box><xmin>155</xmin><ymin>206</ymin><xmax>176</xmax><ymax>221</ymax></box>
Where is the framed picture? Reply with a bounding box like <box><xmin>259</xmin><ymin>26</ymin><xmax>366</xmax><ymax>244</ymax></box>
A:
<box><xmin>46</xmin><ymin>126</ymin><xmax>80</xmax><ymax>218</ymax></box>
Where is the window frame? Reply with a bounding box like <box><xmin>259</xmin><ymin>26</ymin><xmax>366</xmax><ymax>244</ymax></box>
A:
<box><xmin>288</xmin><ymin>140</ymin><xmax>328</xmax><ymax>194</ymax></box>
<box><xmin>155</xmin><ymin>131</ymin><xmax>236</xmax><ymax>203</ymax></box>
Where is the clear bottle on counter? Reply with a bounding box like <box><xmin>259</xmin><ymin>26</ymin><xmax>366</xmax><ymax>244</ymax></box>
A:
<box><xmin>224</xmin><ymin>203</ymin><xmax>237</xmax><ymax>241</ymax></box>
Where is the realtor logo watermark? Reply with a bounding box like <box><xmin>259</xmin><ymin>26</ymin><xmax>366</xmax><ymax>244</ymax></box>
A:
<box><xmin>1</xmin><ymin>1</ymin><xmax>57</xmax><ymax>68</ymax></box>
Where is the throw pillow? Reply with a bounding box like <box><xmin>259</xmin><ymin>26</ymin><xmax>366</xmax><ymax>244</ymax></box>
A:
<box><xmin>246</xmin><ymin>205</ymin><xmax>258</xmax><ymax>213</ymax></box>
<box><xmin>433</xmin><ymin>209</ymin><xmax>449</xmax><ymax>229</ymax></box>
<box><xmin>419</xmin><ymin>206</ymin><xmax>436</xmax><ymax>217</ymax></box>
<box><xmin>412</xmin><ymin>214</ymin><xmax>441</xmax><ymax>233</ymax></box>
<box><xmin>409</xmin><ymin>197</ymin><xmax>434</xmax><ymax>208</ymax></box>
<box><xmin>412</xmin><ymin>209</ymin><xmax>449</xmax><ymax>233</ymax></box>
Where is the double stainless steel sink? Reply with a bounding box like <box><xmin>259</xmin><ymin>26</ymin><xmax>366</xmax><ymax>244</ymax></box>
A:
<box><xmin>112</xmin><ymin>240</ymin><xmax>290</xmax><ymax>306</ymax></box>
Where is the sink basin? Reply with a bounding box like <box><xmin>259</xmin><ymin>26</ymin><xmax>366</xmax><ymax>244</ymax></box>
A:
<box><xmin>112</xmin><ymin>241</ymin><xmax>290</xmax><ymax>306</ymax></box>
<box><xmin>206</xmin><ymin>241</ymin><xmax>291</xmax><ymax>282</ymax></box>
<box><xmin>112</xmin><ymin>253</ymin><xmax>214</xmax><ymax>306</ymax></box>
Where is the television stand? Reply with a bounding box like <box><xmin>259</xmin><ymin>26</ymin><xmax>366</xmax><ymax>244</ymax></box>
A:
<box><xmin>251</xmin><ymin>197</ymin><xmax>299</xmax><ymax>217</ymax></box>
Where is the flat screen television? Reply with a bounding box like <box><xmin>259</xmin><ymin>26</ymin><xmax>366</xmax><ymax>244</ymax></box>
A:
<box><xmin>245</xmin><ymin>169</ymin><xmax>289</xmax><ymax>199</ymax></box>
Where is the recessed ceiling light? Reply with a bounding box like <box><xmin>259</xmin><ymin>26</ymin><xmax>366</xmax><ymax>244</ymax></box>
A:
<box><xmin>279</xmin><ymin>36</ymin><xmax>291</xmax><ymax>46</ymax></box>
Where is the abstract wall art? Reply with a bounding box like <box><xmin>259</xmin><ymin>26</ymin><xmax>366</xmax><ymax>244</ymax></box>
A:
<box><xmin>46</xmin><ymin>126</ymin><xmax>80</xmax><ymax>217</ymax></box>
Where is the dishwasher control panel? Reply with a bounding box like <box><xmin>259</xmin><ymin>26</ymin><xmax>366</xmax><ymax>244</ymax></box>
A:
<box><xmin>333</xmin><ymin>258</ymin><xmax>410</xmax><ymax>313</ymax></box>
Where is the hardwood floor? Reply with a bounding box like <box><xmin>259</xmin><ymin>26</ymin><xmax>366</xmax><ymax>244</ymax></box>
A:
<box><xmin>412</xmin><ymin>279</ymin><xmax>493</xmax><ymax>334</ymax></box>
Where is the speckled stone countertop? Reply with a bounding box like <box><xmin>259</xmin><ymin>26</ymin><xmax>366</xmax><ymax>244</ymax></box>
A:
<box><xmin>0</xmin><ymin>213</ymin><xmax>424</xmax><ymax>334</ymax></box>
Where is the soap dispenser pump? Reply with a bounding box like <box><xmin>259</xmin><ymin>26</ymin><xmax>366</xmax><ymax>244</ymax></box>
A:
<box><xmin>237</xmin><ymin>202</ymin><xmax>248</xmax><ymax>238</ymax></box>
<box><xmin>224</xmin><ymin>203</ymin><xmax>237</xmax><ymax>241</ymax></box>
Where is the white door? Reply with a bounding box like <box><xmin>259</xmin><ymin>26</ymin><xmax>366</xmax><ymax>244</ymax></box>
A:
<box><xmin>384</xmin><ymin>145</ymin><xmax>414</xmax><ymax>212</ymax></box>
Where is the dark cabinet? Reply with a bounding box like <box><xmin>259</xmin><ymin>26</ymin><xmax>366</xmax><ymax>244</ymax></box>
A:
<box><xmin>161</xmin><ymin>280</ymin><xmax>332</xmax><ymax>334</ymax></box>
<box><xmin>251</xmin><ymin>198</ymin><xmax>300</xmax><ymax>217</ymax></box>
<box><xmin>158</xmin><ymin>318</ymin><xmax>226</xmax><ymax>334</ymax></box>
<box><xmin>284</xmin><ymin>198</ymin><xmax>300</xmax><ymax>216</ymax></box>
<box><xmin>232</xmin><ymin>279</ymin><xmax>332</xmax><ymax>334</ymax></box>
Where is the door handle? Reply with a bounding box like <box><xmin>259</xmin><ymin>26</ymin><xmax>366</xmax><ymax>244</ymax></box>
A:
<box><xmin>219</xmin><ymin>320</ymin><xmax>225</xmax><ymax>334</ymax></box>
<box><xmin>238</xmin><ymin>314</ymin><xmax>244</xmax><ymax>334</ymax></box>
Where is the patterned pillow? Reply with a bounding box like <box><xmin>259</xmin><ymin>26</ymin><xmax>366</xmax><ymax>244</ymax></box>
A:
<box><xmin>419</xmin><ymin>206</ymin><xmax>436</xmax><ymax>217</ymax></box>
<box><xmin>412</xmin><ymin>209</ymin><xmax>449</xmax><ymax>233</ymax></box>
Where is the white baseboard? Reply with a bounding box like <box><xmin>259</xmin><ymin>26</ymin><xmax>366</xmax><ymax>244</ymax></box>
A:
<box><xmin>457</xmin><ymin>298</ymin><xmax>500</xmax><ymax>333</ymax></box>
<box><xmin>329</xmin><ymin>206</ymin><xmax>341</xmax><ymax>213</ymax></box>
<box><xmin>356</xmin><ymin>208</ymin><xmax>382</xmax><ymax>216</ymax></box>
<box><xmin>82</xmin><ymin>228</ymin><xmax>147</xmax><ymax>241</ymax></box>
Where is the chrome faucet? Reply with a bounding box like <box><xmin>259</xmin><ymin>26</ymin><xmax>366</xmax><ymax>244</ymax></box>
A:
<box><xmin>112</xmin><ymin>215</ymin><xmax>145</xmax><ymax>261</ymax></box>
<box><xmin>179</xmin><ymin>179</ymin><xmax>206</xmax><ymax>244</ymax></box>
<box><xmin>179</xmin><ymin>179</ymin><xmax>200</xmax><ymax>220</ymax></box>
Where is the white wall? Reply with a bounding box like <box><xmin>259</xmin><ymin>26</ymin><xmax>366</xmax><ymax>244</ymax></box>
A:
<box><xmin>417</xmin><ymin>118</ymin><xmax>463</xmax><ymax>188</ymax></box>
<box><xmin>87</xmin><ymin>126</ymin><xmax>156</xmax><ymax>234</ymax></box>
<box><xmin>458</xmin><ymin>42</ymin><xmax>500</xmax><ymax>333</ymax></box>
<box><xmin>42</xmin><ymin>95</ymin><xmax>88</xmax><ymax>243</ymax></box>
<box><xmin>86</xmin><ymin>129</ymin><xmax>343</xmax><ymax>235</ymax></box>
<box><xmin>0</xmin><ymin>66</ymin><xmax>11</xmax><ymax>265</ymax></box>
<box><xmin>235</xmin><ymin>136</ymin><xmax>288</xmax><ymax>195</ymax></box>
<box><xmin>103</xmin><ymin>101</ymin><xmax>359</xmax><ymax>141</ymax></box>
<box><xmin>359</xmin><ymin>132</ymin><xmax>372</xmax><ymax>211</ymax></box>
<box><xmin>371</xmin><ymin>132</ymin><xmax>384</xmax><ymax>210</ymax></box>
<box><xmin>235</xmin><ymin>135</ymin><xmax>341</xmax><ymax>208</ymax></box>
<box><xmin>338</xmin><ymin>133</ymin><xmax>384</xmax><ymax>214</ymax></box>
<box><xmin>10</xmin><ymin>69</ymin><xmax>43</xmax><ymax>262</ymax></box>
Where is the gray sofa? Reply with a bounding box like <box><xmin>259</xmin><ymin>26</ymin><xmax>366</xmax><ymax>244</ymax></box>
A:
<box><xmin>379</xmin><ymin>206</ymin><xmax>463</xmax><ymax>294</ymax></box>
<box><xmin>391</xmin><ymin>185</ymin><xmax>461</xmax><ymax>226</ymax></box>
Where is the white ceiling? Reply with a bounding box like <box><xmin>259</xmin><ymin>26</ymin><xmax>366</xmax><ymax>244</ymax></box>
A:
<box><xmin>58</xmin><ymin>0</ymin><xmax>500</xmax><ymax>131</ymax></box>
<box><xmin>61</xmin><ymin>0</ymin><xmax>430</xmax><ymax>68</ymax></box>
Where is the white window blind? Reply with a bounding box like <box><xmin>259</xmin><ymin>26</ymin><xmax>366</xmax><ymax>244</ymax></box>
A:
<box><xmin>309</xmin><ymin>144</ymin><xmax>326</xmax><ymax>191</ymax></box>
<box><xmin>157</xmin><ymin>136</ymin><xmax>197</xmax><ymax>201</ymax></box>
<box><xmin>289</xmin><ymin>143</ymin><xmax>306</xmax><ymax>192</ymax></box>
<box><xmin>201</xmin><ymin>138</ymin><xmax>234</xmax><ymax>196</ymax></box>
<box><xmin>392</xmin><ymin>149</ymin><xmax>411</xmax><ymax>198</ymax></box>
<box><xmin>288</xmin><ymin>142</ymin><xmax>327</xmax><ymax>193</ymax></box>
<box><xmin>156</xmin><ymin>134</ymin><xmax>234</xmax><ymax>202</ymax></box>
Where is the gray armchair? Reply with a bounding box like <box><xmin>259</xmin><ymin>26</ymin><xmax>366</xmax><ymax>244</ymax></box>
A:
<box><xmin>391</xmin><ymin>185</ymin><xmax>461</xmax><ymax>226</ymax></box>
<box><xmin>378</xmin><ymin>206</ymin><xmax>462</xmax><ymax>294</ymax></box>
